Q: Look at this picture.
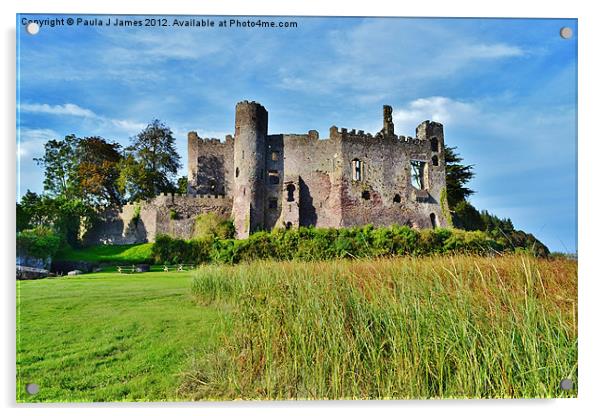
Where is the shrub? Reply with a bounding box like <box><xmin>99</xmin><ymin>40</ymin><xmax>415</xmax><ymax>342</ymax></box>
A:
<box><xmin>194</xmin><ymin>213</ymin><xmax>236</xmax><ymax>239</ymax></box>
<box><xmin>151</xmin><ymin>224</ymin><xmax>548</xmax><ymax>266</ymax></box>
<box><xmin>16</xmin><ymin>226</ymin><xmax>61</xmax><ymax>260</ymax></box>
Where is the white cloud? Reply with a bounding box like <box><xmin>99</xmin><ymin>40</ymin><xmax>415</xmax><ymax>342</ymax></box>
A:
<box><xmin>276</xmin><ymin>20</ymin><xmax>527</xmax><ymax>97</ymax></box>
<box><xmin>19</xmin><ymin>102</ymin><xmax>149</xmax><ymax>136</ymax></box>
<box><xmin>457</xmin><ymin>43</ymin><xmax>525</xmax><ymax>60</ymax></box>
<box><xmin>17</xmin><ymin>128</ymin><xmax>60</xmax><ymax>158</ymax></box>
<box><xmin>19</xmin><ymin>103</ymin><xmax>96</xmax><ymax>118</ymax></box>
<box><xmin>392</xmin><ymin>96</ymin><xmax>478</xmax><ymax>134</ymax></box>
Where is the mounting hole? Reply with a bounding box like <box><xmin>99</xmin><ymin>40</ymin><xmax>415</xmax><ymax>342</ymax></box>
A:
<box><xmin>25</xmin><ymin>383</ymin><xmax>39</xmax><ymax>395</ymax></box>
<box><xmin>560</xmin><ymin>379</ymin><xmax>573</xmax><ymax>390</ymax></box>
<box><xmin>560</xmin><ymin>27</ymin><xmax>573</xmax><ymax>39</ymax></box>
<box><xmin>26</xmin><ymin>22</ymin><xmax>40</xmax><ymax>35</ymax></box>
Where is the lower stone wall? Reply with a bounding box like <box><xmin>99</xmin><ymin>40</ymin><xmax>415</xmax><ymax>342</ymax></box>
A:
<box><xmin>84</xmin><ymin>194</ymin><xmax>233</xmax><ymax>245</ymax></box>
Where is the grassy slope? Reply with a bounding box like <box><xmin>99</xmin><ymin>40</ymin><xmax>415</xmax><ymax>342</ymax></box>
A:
<box><xmin>54</xmin><ymin>243</ymin><xmax>154</xmax><ymax>264</ymax></box>
<box><xmin>17</xmin><ymin>270</ymin><xmax>226</xmax><ymax>402</ymax></box>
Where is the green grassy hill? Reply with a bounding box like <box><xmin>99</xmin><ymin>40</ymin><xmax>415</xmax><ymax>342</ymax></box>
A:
<box><xmin>54</xmin><ymin>243</ymin><xmax>153</xmax><ymax>264</ymax></box>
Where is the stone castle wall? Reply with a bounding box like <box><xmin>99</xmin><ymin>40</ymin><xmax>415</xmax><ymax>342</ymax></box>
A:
<box><xmin>84</xmin><ymin>194</ymin><xmax>232</xmax><ymax>245</ymax></box>
<box><xmin>87</xmin><ymin>101</ymin><xmax>449</xmax><ymax>246</ymax></box>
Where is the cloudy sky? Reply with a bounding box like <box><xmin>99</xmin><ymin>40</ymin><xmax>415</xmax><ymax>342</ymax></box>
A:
<box><xmin>16</xmin><ymin>15</ymin><xmax>577</xmax><ymax>252</ymax></box>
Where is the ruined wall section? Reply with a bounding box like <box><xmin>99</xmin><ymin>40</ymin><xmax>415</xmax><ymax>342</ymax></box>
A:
<box><xmin>188</xmin><ymin>132</ymin><xmax>234</xmax><ymax>196</ymax></box>
<box><xmin>84</xmin><ymin>194</ymin><xmax>233</xmax><ymax>245</ymax></box>
<box><xmin>265</xmin><ymin>131</ymin><xmax>344</xmax><ymax>229</ymax></box>
<box><xmin>337</xmin><ymin>121</ymin><xmax>447</xmax><ymax>229</ymax></box>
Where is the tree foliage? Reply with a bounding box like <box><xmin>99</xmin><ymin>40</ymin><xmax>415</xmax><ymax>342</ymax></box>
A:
<box><xmin>444</xmin><ymin>145</ymin><xmax>475</xmax><ymax>209</ymax></box>
<box><xmin>75</xmin><ymin>137</ymin><xmax>123</xmax><ymax>207</ymax></box>
<box><xmin>119</xmin><ymin>120</ymin><xmax>181</xmax><ymax>201</ymax></box>
<box><xmin>34</xmin><ymin>134</ymin><xmax>79</xmax><ymax>197</ymax></box>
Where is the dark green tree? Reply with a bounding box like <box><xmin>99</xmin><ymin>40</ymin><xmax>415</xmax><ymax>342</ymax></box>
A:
<box><xmin>119</xmin><ymin>120</ymin><xmax>182</xmax><ymax>201</ymax></box>
<box><xmin>177</xmin><ymin>176</ymin><xmax>189</xmax><ymax>195</ymax></box>
<box><xmin>444</xmin><ymin>145</ymin><xmax>475</xmax><ymax>209</ymax></box>
<box><xmin>34</xmin><ymin>134</ymin><xmax>79</xmax><ymax>197</ymax></box>
<box><xmin>452</xmin><ymin>200</ymin><xmax>485</xmax><ymax>231</ymax></box>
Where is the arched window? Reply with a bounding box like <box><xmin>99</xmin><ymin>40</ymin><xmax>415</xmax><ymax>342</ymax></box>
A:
<box><xmin>235</xmin><ymin>167</ymin><xmax>239</xmax><ymax>177</ymax></box>
<box><xmin>432</xmin><ymin>155</ymin><xmax>439</xmax><ymax>166</ymax></box>
<box><xmin>430</xmin><ymin>137</ymin><xmax>439</xmax><ymax>152</ymax></box>
<box><xmin>430</xmin><ymin>213</ymin><xmax>438</xmax><ymax>229</ymax></box>
<box><xmin>393</xmin><ymin>194</ymin><xmax>401</xmax><ymax>203</ymax></box>
<box><xmin>286</xmin><ymin>184</ymin><xmax>296</xmax><ymax>202</ymax></box>
<box><xmin>352</xmin><ymin>159</ymin><xmax>363</xmax><ymax>181</ymax></box>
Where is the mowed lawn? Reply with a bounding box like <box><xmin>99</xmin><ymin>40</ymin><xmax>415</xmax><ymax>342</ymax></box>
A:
<box><xmin>17</xmin><ymin>270</ymin><xmax>226</xmax><ymax>402</ymax></box>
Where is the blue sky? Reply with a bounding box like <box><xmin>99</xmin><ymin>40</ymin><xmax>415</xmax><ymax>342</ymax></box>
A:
<box><xmin>16</xmin><ymin>15</ymin><xmax>577</xmax><ymax>252</ymax></box>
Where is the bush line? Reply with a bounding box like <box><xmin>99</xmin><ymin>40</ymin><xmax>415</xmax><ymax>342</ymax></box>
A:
<box><xmin>151</xmin><ymin>225</ymin><xmax>545</xmax><ymax>265</ymax></box>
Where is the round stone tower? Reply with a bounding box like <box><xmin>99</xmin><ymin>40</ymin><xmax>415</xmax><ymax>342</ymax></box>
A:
<box><xmin>232</xmin><ymin>100</ymin><xmax>268</xmax><ymax>238</ymax></box>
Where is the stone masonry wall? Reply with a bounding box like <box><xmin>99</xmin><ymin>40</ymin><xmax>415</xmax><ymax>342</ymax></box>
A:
<box><xmin>84</xmin><ymin>194</ymin><xmax>233</xmax><ymax>245</ymax></box>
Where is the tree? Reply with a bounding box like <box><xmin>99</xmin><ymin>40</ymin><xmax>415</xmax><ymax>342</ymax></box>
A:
<box><xmin>16</xmin><ymin>191</ymin><xmax>92</xmax><ymax>247</ymax></box>
<box><xmin>444</xmin><ymin>145</ymin><xmax>475</xmax><ymax>209</ymax></box>
<box><xmin>34</xmin><ymin>134</ymin><xmax>79</xmax><ymax>197</ymax></box>
<box><xmin>119</xmin><ymin>120</ymin><xmax>182</xmax><ymax>201</ymax></box>
<box><xmin>75</xmin><ymin>137</ymin><xmax>123</xmax><ymax>207</ymax></box>
<box><xmin>452</xmin><ymin>200</ymin><xmax>485</xmax><ymax>231</ymax></box>
<box><xmin>177</xmin><ymin>176</ymin><xmax>189</xmax><ymax>195</ymax></box>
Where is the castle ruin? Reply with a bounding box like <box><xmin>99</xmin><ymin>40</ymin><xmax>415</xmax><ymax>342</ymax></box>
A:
<box><xmin>85</xmin><ymin>101</ymin><xmax>448</xmax><ymax>244</ymax></box>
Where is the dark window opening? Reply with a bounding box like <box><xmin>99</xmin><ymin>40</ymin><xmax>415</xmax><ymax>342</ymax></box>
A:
<box><xmin>286</xmin><ymin>184</ymin><xmax>296</xmax><ymax>202</ymax></box>
<box><xmin>268</xmin><ymin>170</ymin><xmax>279</xmax><ymax>185</ymax></box>
<box><xmin>268</xmin><ymin>198</ymin><xmax>278</xmax><ymax>210</ymax></box>
<box><xmin>430</xmin><ymin>213</ymin><xmax>438</xmax><ymax>229</ymax></box>
<box><xmin>242</xmin><ymin>150</ymin><xmax>244</xmax><ymax>160</ymax></box>
<box><xmin>430</xmin><ymin>137</ymin><xmax>439</xmax><ymax>152</ymax></box>
<box><xmin>271</xmin><ymin>151</ymin><xmax>279</xmax><ymax>161</ymax></box>
<box><xmin>285</xmin><ymin>221</ymin><xmax>292</xmax><ymax>230</ymax></box>
<box><xmin>352</xmin><ymin>158</ymin><xmax>363</xmax><ymax>181</ymax></box>
<box><xmin>410</xmin><ymin>160</ymin><xmax>427</xmax><ymax>190</ymax></box>
<box><xmin>361</xmin><ymin>190</ymin><xmax>370</xmax><ymax>200</ymax></box>
<box><xmin>432</xmin><ymin>155</ymin><xmax>439</xmax><ymax>166</ymax></box>
<box><xmin>393</xmin><ymin>194</ymin><xmax>401</xmax><ymax>203</ymax></box>
<box><xmin>235</xmin><ymin>167</ymin><xmax>239</xmax><ymax>177</ymax></box>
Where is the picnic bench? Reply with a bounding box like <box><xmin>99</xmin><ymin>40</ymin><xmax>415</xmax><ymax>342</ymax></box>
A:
<box><xmin>163</xmin><ymin>264</ymin><xmax>196</xmax><ymax>272</ymax></box>
<box><xmin>117</xmin><ymin>265</ymin><xmax>137</xmax><ymax>274</ymax></box>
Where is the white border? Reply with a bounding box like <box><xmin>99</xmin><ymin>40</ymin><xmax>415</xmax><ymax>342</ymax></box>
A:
<box><xmin>2</xmin><ymin>1</ymin><xmax>600</xmax><ymax>415</ymax></box>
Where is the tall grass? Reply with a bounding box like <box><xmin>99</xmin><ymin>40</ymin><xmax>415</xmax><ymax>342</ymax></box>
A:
<box><xmin>185</xmin><ymin>255</ymin><xmax>577</xmax><ymax>400</ymax></box>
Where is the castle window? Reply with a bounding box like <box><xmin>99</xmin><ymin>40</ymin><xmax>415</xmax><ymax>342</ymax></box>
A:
<box><xmin>361</xmin><ymin>190</ymin><xmax>370</xmax><ymax>200</ymax></box>
<box><xmin>286</xmin><ymin>184</ymin><xmax>296</xmax><ymax>202</ymax></box>
<box><xmin>432</xmin><ymin>155</ymin><xmax>439</xmax><ymax>166</ymax></box>
<box><xmin>410</xmin><ymin>160</ymin><xmax>426</xmax><ymax>190</ymax></box>
<box><xmin>271</xmin><ymin>151</ymin><xmax>279</xmax><ymax>161</ymax></box>
<box><xmin>430</xmin><ymin>213</ymin><xmax>438</xmax><ymax>229</ymax></box>
<box><xmin>268</xmin><ymin>198</ymin><xmax>278</xmax><ymax>210</ymax></box>
<box><xmin>209</xmin><ymin>180</ymin><xmax>217</xmax><ymax>193</ymax></box>
<box><xmin>430</xmin><ymin>137</ymin><xmax>439</xmax><ymax>152</ymax></box>
<box><xmin>285</xmin><ymin>221</ymin><xmax>293</xmax><ymax>230</ymax></box>
<box><xmin>268</xmin><ymin>170</ymin><xmax>279</xmax><ymax>185</ymax></box>
<box><xmin>393</xmin><ymin>194</ymin><xmax>401</xmax><ymax>203</ymax></box>
<box><xmin>352</xmin><ymin>159</ymin><xmax>363</xmax><ymax>181</ymax></box>
<box><xmin>235</xmin><ymin>167</ymin><xmax>239</xmax><ymax>177</ymax></box>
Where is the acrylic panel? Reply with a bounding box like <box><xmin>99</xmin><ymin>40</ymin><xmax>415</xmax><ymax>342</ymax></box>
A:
<box><xmin>16</xmin><ymin>14</ymin><xmax>578</xmax><ymax>402</ymax></box>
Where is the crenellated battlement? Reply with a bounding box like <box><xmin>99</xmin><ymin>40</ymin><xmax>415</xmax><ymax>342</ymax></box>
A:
<box><xmin>188</xmin><ymin>131</ymin><xmax>235</xmax><ymax>145</ymax></box>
